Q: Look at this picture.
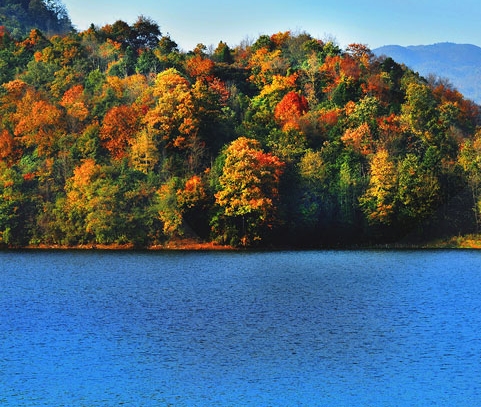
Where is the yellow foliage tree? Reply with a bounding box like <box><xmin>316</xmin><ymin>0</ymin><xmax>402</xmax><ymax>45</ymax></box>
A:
<box><xmin>359</xmin><ymin>149</ymin><xmax>398</xmax><ymax>225</ymax></box>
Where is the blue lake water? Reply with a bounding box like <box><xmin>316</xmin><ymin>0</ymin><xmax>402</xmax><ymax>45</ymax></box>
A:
<box><xmin>1</xmin><ymin>250</ymin><xmax>481</xmax><ymax>406</ymax></box>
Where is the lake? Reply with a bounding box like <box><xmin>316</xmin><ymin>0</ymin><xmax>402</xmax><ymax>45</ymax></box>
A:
<box><xmin>0</xmin><ymin>250</ymin><xmax>480</xmax><ymax>406</ymax></box>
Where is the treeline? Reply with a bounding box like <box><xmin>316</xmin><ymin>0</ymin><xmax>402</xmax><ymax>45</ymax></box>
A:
<box><xmin>1</xmin><ymin>17</ymin><xmax>481</xmax><ymax>248</ymax></box>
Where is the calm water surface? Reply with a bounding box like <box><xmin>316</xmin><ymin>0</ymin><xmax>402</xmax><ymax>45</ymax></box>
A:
<box><xmin>0</xmin><ymin>250</ymin><xmax>480</xmax><ymax>406</ymax></box>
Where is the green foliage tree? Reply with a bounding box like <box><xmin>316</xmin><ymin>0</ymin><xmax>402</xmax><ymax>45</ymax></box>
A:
<box><xmin>459</xmin><ymin>130</ymin><xmax>481</xmax><ymax>230</ymax></box>
<box><xmin>397</xmin><ymin>153</ymin><xmax>441</xmax><ymax>228</ymax></box>
<box><xmin>61</xmin><ymin>159</ymin><xmax>156</xmax><ymax>245</ymax></box>
<box><xmin>0</xmin><ymin>162</ymin><xmax>38</xmax><ymax>245</ymax></box>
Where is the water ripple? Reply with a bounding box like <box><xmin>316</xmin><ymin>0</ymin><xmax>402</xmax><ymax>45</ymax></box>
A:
<box><xmin>1</xmin><ymin>250</ymin><xmax>481</xmax><ymax>405</ymax></box>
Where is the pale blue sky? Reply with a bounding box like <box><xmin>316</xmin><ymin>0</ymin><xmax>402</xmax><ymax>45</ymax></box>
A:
<box><xmin>62</xmin><ymin>0</ymin><xmax>481</xmax><ymax>51</ymax></box>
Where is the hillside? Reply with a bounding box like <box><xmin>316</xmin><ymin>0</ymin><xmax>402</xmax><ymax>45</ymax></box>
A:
<box><xmin>1</xmin><ymin>20</ymin><xmax>481</xmax><ymax>248</ymax></box>
<box><xmin>374</xmin><ymin>43</ymin><xmax>481</xmax><ymax>104</ymax></box>
<box><xmin>0</xmin><ymin>0</ymin><xmax>73</xmax><ymax>38</ymax></box>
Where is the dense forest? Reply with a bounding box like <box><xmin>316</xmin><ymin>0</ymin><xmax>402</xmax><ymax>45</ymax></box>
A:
<box><xmin>1</xmin><ymin>7</ymin><xmax>481</xmax><ymax>248</ymax></box>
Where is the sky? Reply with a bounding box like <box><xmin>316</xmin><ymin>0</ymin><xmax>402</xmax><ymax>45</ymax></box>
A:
<box><xmin>61</xmin><ymin>0</ymin><xmax>481</xmax><ymax>51</ymax></box>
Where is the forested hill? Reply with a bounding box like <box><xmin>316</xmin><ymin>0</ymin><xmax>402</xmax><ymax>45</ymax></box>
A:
<box><xmin>1</xmin><ymin>18</ymin><xmax>481</xmax><ymax>248</ymax></box>
<box><xmin>0</xmin><ymin>0</ymin><xmax>73</xmax><ymax>38</ymax></box>
<box><xmin>374</xmin><ymin>43</ymin><xmax>481</xmax><ymax>104</ymax></box>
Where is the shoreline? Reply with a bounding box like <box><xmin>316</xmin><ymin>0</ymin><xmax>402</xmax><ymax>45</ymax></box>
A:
<box><xmin>16</xmin><ymin>239</ymin><xmax>237</xmax><ymax>251</ymax></box>
<box><xmin>3</xmin><ymin>234</ymin><xmax>481</xmax><ymax>251</ymax></box>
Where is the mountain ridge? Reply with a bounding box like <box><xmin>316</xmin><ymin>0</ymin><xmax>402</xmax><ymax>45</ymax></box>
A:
<box><xmin>373</xmin><ymin>42</ymin><xmax>481</xmax><ymax>104</ymax></box>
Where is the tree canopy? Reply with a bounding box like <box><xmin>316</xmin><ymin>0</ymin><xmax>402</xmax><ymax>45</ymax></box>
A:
<box><xmin>0</xmin><ymin>16</ymin><xmax>480</xmax><ymax>248</ymax></box>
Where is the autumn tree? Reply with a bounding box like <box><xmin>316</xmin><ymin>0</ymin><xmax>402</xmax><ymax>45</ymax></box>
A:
<box><xmin>212</xmin><ymin>41</ymin><xmax>233</xmax><ymax>64</ymax></box>
<box><xmin>154</xmin><ymin>35</ymin><xmax>183</xmax><ymax>70</ymax></box>
<box><xmin>214</xmin><ymin>137</ymin><xmax>284</xmax><ymax>246</ymax></box>
<box><xmin>155</xmin><ymin>177</ymin><xmax>181</xmax><ymax>238</ymax></box>
<box><xmin>130</xmin><ymin>129</ymin><xmax>159</xmax><ymax>173</ymax></box>
<box><xmin>321</xmin><ymin>54</ymin><xmax>362</xmax><ymax>105</ymax></box>
<box><xmin>341</xmin><ymin>123</ymin><xmax>374</xmax><ymax>156</ymax></box>
<box><xmin>359</xmin><ymin>149</ymin><xmax>398</xmax><ymax>226</ymax></box>
<box><xmin>274</xmin><ymin>91</ymin><xmax>309</xmax><ymax>131</ymax></box>
<box><xmin>192</xmin><ymin>76</ymin><xmax>234</xmax><ymax>155</ymax></box>
<box><xmin>62</xmin><ymin>159</ymin><xmax>156</xmax><ymax>245</ymax></box>
<box><xmin>100</xmin><ymin>104</ymin><xmax>141</xmax><ymax>160</ymax></box>
<box><xmin>60</xmin><ymin>84</ymin><xmax>89</xmax><ymax>133</ymax></box>
<box><xmin>243</xmin><ymin>73</ymin><xmax>298</xmax><ymax>142</ymax></box>
<box><xmin>291</xmin><ymin>149</ymin><xmax>330</xmax><ymax>240</ymax></box>
<box><xmin>401</xmin><ymin>79</ymin><xmax>437</xmax><ymax>138</ymax></box>
<box><xmin>185</xmin><ymin>53</ymin><xmax>215</xmax><ymax>81</ymax></box>
<box><xmin>13</xmin><ymin>87</ymin><xmax>65</xmax><ymax>156</ymax></box>
<box><xmin>248</xmin><ymin>48</ymin><xmax>290</xmax><ymax>89</ymax></box>
<box><xmin>144</xmin><ymin>69</ymin><xmax>199</xmax><ymax>175</ymax></box>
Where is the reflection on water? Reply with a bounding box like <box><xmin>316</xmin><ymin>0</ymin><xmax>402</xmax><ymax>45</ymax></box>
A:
<box><xmin>1</xmin><ymin>250</ymin><xmax>480</xmax><ymax>406</ymax></box>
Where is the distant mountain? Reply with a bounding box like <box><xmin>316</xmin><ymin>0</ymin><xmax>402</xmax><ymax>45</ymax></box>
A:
<box><xmin>373</xmin><ymin>43</ymin><xmax>481</xmax><ymax>104</ymax></box>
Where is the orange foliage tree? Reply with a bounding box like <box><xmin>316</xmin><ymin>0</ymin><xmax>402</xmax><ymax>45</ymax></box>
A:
<box><xmin>185</xmin><ymin>54</ymin><xmax>215</xmax><ymax>81</ymax></box>
<box><xmin>100</xmin><ymin>105</ymin><xmax>141</xmax><ymax>160</ymax></box>
<box><xmin>13</xmin><ymin>93</ymin><xmax>64</xmax><ymax>155</ymax></box>
<box><xmin>0</xmin><ymin>129</ymin><xmax>20</xmax><ymax>165</ymax></box>
<box><xmin>341</xmin><ymin>123</ymin><xmax>374</xmax><ymax>156</ymax></box>
<box><xmin>60</xmin><ymin>84</ymin><xmax>89</xmax><ymax>133</ymax></box>
<box><xmin>274</xmin><ymin>91</ymin><xmax>309</xmax><ymax>131</ymax></box>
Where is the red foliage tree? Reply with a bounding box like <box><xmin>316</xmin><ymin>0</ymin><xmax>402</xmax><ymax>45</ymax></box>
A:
<box><xmin>274</xmin><ymin>91</ymin><xmax>309</xmax><ymax>131</ymax></box>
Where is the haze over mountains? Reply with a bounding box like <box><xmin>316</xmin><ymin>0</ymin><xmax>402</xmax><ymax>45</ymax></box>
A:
<box><xmin>374</xmin><ymin>43</ymin><xmax>481</xmax><ymax>105</ymax></box>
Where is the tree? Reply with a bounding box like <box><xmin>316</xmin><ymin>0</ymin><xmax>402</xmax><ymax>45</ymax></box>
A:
<box><xmin>155</xmin><ymin>35</ymin><xmax>182</xmax><ymax>70</ymax></box>
<box><xmin>321</xmin><ymin>54</ymin><xmax>362</xmax><ymax>104</ymax></box>
<box><xmin>0</xmin><ymin>162</ymin><xmax>37</xmax><ymax>245</ymax></box>
<box><xmin>459</xmin><ymin>130</ymin><xmax>481</xmax><ymax>229</ymax></box>
<box><xmin>130</xmin><ymin>129</ymin><xmax>159</xmax><ymax>173</ymax></box>
<box><xmin>13</xmin><ymin>90</ymin><xmax>64</xmax><ymax>156</ymax></box>
<box><xmin>248</xmin><ymin>48</ymin><xmax>290</xmax><ymax>89</ymax></box>
<box><xmin>60</xmin><ymin>84</ymin><xmax>89</xmax><ymax>133</ymax></box>
<box><xmin>401</xmin><ymin>80</ymin><xmax>437</xmax><ymax>136</ymax></box>
<box><xmin>130</xmin><ymin>15</ymin><xmax>161</xmax><ymax>51</ymax></box>
<box><xmin>185</xmin><ymin>53</ymin><xmax>215</xmax><ymax>81</ymax></box>
<box><xmin>214</xmin><ymin>137</ymin><xmax>284</xmax><ymax>246</ymax></box>
<box><xmin>397</xmin><ymin>154</ymin><xmax>441</xmax><ymax>226</ymax></box>
<box><xmin>341</xmin><ymin>123</ymin><xmax>374</xmax><ymax>156</ymax></box>
<box><xmin>274</xmin><ymin>91</ymin><xmax>309</xmax><ymax>131</ymax></box>
<box><xmin>294</xmin><ymin>149</ymin><xmax>329</xmax><ymax>236</ymax></box>
<box><xmin>100</xmin><ymin>104</ymin><xmax>141</xmax><ymax>160</ymax></box>
<box><xmin>144</xmin><ymin>69</ymin><xmax>198</xmax><ymax>152</ymax></box>
<box><xmin>135</xmin><ymin>49</ymin><xmax>161</xmax><ymax>75</ymax></box>
<box><xmin>213</xmin><ymin>41</ymin><xmax>233</xmax><ymax>64</ymax></box>
<box><xmin>157</xmin><ymin>177</ymin><xmax>184</xmax><ymax>237</ymax></box>
<box><xmin>359</xmin><ymin>149</ymin><xmax>398</xmax><ymax>226</ymax></box>
<box><xmin>63</xmin><ymin>159</ymin><xmax>156</xmax><ymax>245</ymax></box>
